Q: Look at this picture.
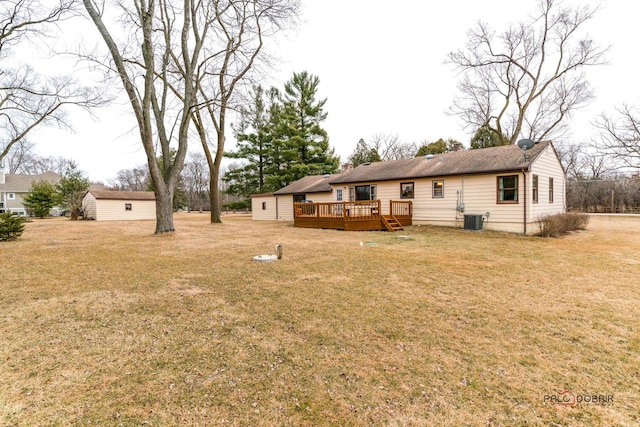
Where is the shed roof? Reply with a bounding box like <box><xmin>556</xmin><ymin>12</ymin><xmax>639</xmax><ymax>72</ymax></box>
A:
<box><xmin>273</xmin><ymin>174</ymin><xmax>338</xmax><ymax>195</ymax></box>
<box><xmin>87</xmin><ymin>190</ymin><xmax>156</xmax><ymax>201</ymax></box>
<box><xmin>330</xmin><ymin>141</ymin><xmax>554</xmax><ymax>184</ymax></box>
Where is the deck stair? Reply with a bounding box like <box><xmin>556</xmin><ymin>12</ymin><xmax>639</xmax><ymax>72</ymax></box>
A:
<box><xmin>382</xmin><ymin>215</ymin><xmax>404</xmax><ymax>232</ymax></box>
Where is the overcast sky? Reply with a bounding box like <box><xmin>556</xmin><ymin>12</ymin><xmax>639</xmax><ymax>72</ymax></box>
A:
<box><xmin>29</xmin><ymin>0</ymin><xmax>640</xmax><ymax>183</ymax></box>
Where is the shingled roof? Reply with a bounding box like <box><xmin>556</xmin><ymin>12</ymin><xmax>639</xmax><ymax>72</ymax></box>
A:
<box><xmin>86</xmin><ymin>190</ymin><xmax>156</xmax><ymax>200</ymax></box>
<box><xmin>0</xmin><ymin>171</ymin><xmax>61</xmax><ymax>192</ymax></box>
<box><xmin>330</xmin><ymin>141</ymin><xmax>554</xmax><ymax>184</ymax></box>
<box><xmin>273</xmin><ymin>174</ymin><xmax>338</xmax><ymax>195</ymax></box>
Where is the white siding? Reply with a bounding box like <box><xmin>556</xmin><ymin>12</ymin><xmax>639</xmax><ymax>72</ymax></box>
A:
<box><xmin>94</xmin><ymin>199</ymin><xmax>156</xmax><ymax>221</ymax></box>
<box><xmin>276</xmin><ymin>195</ymin><xmax>294</xmax><ymax>221</ymax></box>
<box><xmin>337</xmin><ymin>174</ymin><xmax>531</xmax><ymax>233</ymax></box>
<box><xmin>458</xmin><ymin>174</ymin><xmax>526</xmax><ymax>233</ymax></box>
<box><xmin>332</xmin><ymin>185</ymin><xmax>350</xmax><ymax>203</ymax></box>
<box><xmin>251</xmin><ymin>195</ymin><xmax>277</xmax><ymax>220</ymax></box>
<box><xmin>413</xmin><ymin>176</ymin><xmax>464</xmax><ymax>225</ymax></box>
<box><xmin>262</xmin><ymin>192</ymin><xmax>333</xmax><ymax>221</ymax></box>
<box><xmin>307</xmin><ymin>192</ymin><xmax>333</xmax><ymax>203</ymax></box>
<box><xmin>83</xmin><ymin>192</ymin><xmax>98</xmax><ymax>219</ymax></box>
<box><xmin>528</xmin><ymin>146</ymin><xmax>566</xmax><ymax>223</ymax></box>
<box><xmin>406</xmin><ymin>174</ymin><xmax>525</xmax><ymax>232</ymax></box>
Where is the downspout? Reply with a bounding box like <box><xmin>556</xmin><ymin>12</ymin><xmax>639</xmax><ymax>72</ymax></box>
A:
<box><xmin>275</xmin><ymin>196</ymin><xmax>279</xmax><ymax>220</ymax></box>
<box><xmin>522</xmin><ymin>169</ymin><xmax>527</xmax><ymax>234</ymax></box>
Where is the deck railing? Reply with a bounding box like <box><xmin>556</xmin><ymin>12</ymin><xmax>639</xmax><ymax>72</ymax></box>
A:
<box><xmin>390</xmin><ymin>200</ymin><xmax>412</xmax><ymax>217</ymax></box>
<box><xmin>294</xmin><ymin>200</ymin><xmax>381</xmax><ymax>220</ymax></box>
<box><xmin>293</xmin><ymin>200</ymin><xmax>411</xmax><ymax>230</ymax></box>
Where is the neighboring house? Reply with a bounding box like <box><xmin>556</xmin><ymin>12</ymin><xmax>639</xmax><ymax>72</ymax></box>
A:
<box><xmin>252</xmin><ymin>141</ymin><xmax>566</xmax><ymax>234</ymax></box>
<box><xmin>83</xmin><ymin>190</ymin><xmax>156</xmax><ymax>221</ymax></box>
<box><xmin>0</xmin><ymin>170</ymin><xmax>63</xmax><ymax>216</ymax></box>
<box><xmin>250</xmin><ymin>174</ymin><xmax>337</xmax><ymax>221</ymax></box>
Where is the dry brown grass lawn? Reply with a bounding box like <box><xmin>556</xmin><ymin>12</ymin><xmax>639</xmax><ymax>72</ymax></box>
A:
<box><xmin>1</xmin><ymin>214</ymin><xmax>639</xmax><ymax>426</ymax></box>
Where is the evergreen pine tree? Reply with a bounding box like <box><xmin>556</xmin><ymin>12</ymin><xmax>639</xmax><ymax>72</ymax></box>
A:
<box><xmin>276</xmin><ymin>71</ymin><xmax>339</xmax><ymax>185</ymax></box>
<box><xmin>23</xmin><ymin>180</ymin><xmax>57</xmax><ymax>218</ymax></box>
<box><xmin>225</xmin><ymin>86</ymin><xmax>276</xmax><ymax>196</ymax></box>
<box><xmin>348</xmin><ymin>138</ymin><xmax>381</xmax><ymax>167</ymax></box>
<box><xmin>56</xmin><ymin>162</ymin><xmax>90</xmax><ymax>220</ymax></box>
<box><xmin>0</xmin><ymin>212</ymin><xmax>26</xmax><ymax>241</ymax></box>
<box><xmin>470</xmin><ymin>124</ymin><xmax>510</xmax><ymax>149</ymax></box>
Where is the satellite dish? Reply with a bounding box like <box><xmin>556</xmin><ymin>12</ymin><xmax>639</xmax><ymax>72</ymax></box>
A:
<box><xmin>517</xmin><ymin>139</ymin><xmax>535</xmax><ymax>162</ymax></box>
<box><xmin>517</xmin><ymin>139</ymin><xmax>535</xmax><ymax>150</ymax></box>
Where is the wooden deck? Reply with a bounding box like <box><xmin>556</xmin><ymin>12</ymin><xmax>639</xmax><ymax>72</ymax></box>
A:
<box><xmin>293</xmin><ymin>200</ymin><xmax>412</xmax><ymax>231</ymax></box>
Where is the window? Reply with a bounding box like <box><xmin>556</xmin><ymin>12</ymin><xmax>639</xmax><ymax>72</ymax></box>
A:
<box><xmin>432</xmin><ymin>180</ymin><xmax>444</xmax><ymax>198</ymax></box>
<box><xmin>549</xmin><ymin>177</ymin><xmax>554</xmax><ymax>203</ymax></box>
<box><xmin>336</xmin><ymin>188</ymin><xmax>343</xmax><ymax>201</ymax></box>
<box><xmin>353</xmin><ymin>185</ymin><xmax>376</xmax><ymax>201</ymax></box>
<box><xmin>261</xmin><ymin>202</ymin><xmax>267</xmax><ymax>210</ymax></box>
<box><xmin>125</xmin><ymin>203</ymin><xmax>132</xmax><ymax>211</ymax></box>
<box><xmin>532</xmin><ymin>175</ymin><xmax>539</xmax><ymax>203</ymax></box>
<box><xmin>497</xmin><ymin>175</ymin><xmax>518</xmax><ymax>203</ymax></box>
<box><xmin>400</xmin><ymin>182</ymin><xmax>414</xmax><ymax>199</ymax></box>
<box><xmin>8</xmin><ymin>193</ymin><xmax>15</xmax><ymax>200</ymax></box>
<box><xmin>293</xmin><ymin>194</ymin><xmax>306</xmax><ymax>203</ymax></box>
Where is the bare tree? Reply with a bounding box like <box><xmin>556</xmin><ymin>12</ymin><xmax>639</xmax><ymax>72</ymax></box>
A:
<box><xmin>448</xmin><ymin>0</ymin><xmax>607</xmax><ymax>144</ymax></box>
<box><xmin>188</xmin><ymin>0</ymin><xmax>299</xmax><ymax>223</ymax></box>
<box><xmin>369</xmin><ymin>133</ymin><xmax>417</xmax><ymax>160</ymax></box>
<box><xmin>2</xmin><ymin>139</ymin><xmax>35</xmax><ymax>173</ymax></box>
<box><xmin>82</xmin><ymin>0</ymin><xmax>298</xmax><ymax>231</ymax></box>
<box><xmin>1</xmin><ymin>0</ymin><xmax>103</xmax><ymax>167</ymax></box>
<box><xmin>594</xmin><ymin>104</ymin><xmax>640</xmax><ymax>170</ymax></box>
<box><xmin>182</xmin><ymin>152</ymin><xmax>209</xmax><ymax>212</ymax></box>
<box><xmin>2</xmin><ymin>138</ymin><xmax>78</xmax><ymax>174</ymax></box>
<box><xmin>82</xmin><ymin>0</ymin><xmax>208</xmax><ymax>234</ymax></box>
<box><xmin>108</xmin><ymin>165</ymin><xmax>150</xmax><ymax>191</ymax></box>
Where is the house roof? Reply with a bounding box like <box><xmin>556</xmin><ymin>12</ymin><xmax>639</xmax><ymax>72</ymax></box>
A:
<box><xmin>0</xmin><ymin>171</ymin><xmax>61</xmax><ymax>192</ymax></box>
<box><xmin>273</xmin><ymin>174</ymin><xmax>339</xmax><ymax>195</ymax></box>
<box><xmin>330</xmin><ymin>141</ymin><xmax>554</xmax><ymax>184</ymax></box>
<box><xmin>87</xmin><ymin>190</ymin><xmax>156</xmax><ymax>200</ymax></box>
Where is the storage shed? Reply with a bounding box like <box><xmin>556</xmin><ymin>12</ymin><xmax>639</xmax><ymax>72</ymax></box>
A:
<box><xmin>83</xmin><ymin>190</ymin><xmax>156</xmax><ymax>221</ymax></box>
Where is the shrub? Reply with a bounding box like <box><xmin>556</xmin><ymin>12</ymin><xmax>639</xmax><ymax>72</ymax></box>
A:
<box><xmin>0</xmin><ymin>212</ymin><xmax>26</xmax><ymax>241</ymax></box>
<box><xmin>23</xmin><ymin>180</ymin><xmax>57</xmax><ymax>218</ymax></box>
<box><xmin>537</xmin><ymin>212</ymin><xmax>590</xmax><ymax>237</ymax></box>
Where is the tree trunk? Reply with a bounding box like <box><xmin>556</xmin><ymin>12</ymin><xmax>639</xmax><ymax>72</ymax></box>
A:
<box><xmin>209</xmin><ymin>173</ymin><xmax>221</xmax><ymax>223</ymax></box>
<box><xmin>154</xmin><ymin>186</ymin><xmax>175</xmax><ymax>234</ymax></box>
<box><xmin>210</xmin><ymin>123</ymin><xmax>227</xmax><ymax>224</ymax></box>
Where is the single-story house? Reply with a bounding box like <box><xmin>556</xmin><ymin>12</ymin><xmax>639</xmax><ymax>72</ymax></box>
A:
<box><xmin>250</xmin><ymin>174</ymin><xmax>338</xmax><ymax>221</ymax></box>
<box><xmin>0</xmin><ymin>170</ymin><xmax>63</xmax><ymax>216</ymax></box>
<box><xmin>83</xmin><ymin>190</ymin><xmax>156</xmax><ymax>221</ymax></box>
<box><xmin>252</xmin><ymin>141</ymin><xmax>566</xmax><ymax>234</ymax></box>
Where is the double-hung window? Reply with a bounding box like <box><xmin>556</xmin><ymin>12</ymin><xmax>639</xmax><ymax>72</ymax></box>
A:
<box><xmin>432</xmin><ymin>180</ymin><xmax>444</xmax><ymax>198</ymax></box>
<box><xmin>497</xmin><ymin>175</ymin><xmax>518</xmax><ymax>203</ymax></box>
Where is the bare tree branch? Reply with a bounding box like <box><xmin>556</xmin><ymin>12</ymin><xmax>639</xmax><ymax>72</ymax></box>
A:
<box><xmin>448</xmin><ymin>0</ymin><xmax>608</xmax><ymax>144</ymax></box>
<box><xmin>594</xmin><ymin>104</ymin><xmax>640</xmax><ymax>170</ymax></box>
<box><xmin>1</xmin><ymin>0</ymin><xmax>105</xmax><ymax>167</ymax></box>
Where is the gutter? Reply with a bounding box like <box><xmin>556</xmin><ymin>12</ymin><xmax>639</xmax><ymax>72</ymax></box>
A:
<box><xmin>522</xmin><ymin>169</ymin><xmax>527</xmax><ymax>234</ymax></box>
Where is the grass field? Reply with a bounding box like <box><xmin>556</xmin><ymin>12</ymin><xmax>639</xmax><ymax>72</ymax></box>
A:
<box><xmin>1</xmin><ymin>214</ymin><xmax>639</xmax><ymax>426</ymax></box>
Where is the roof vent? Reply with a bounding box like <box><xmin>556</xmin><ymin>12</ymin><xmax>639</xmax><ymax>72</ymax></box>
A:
<box><xmin>362</xmin><ymin>162</ymin><xmax>371</xmax><ymax>166</ymax></box>
<box><xmin>323</xmin><ymin>174</ymin><xmax>330</xmax><ymax>178</ymax></box>
<box><xmin>425</xmin><ymin>154</ymin><xmax>434</xmax><ymax>160</ymax></box>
